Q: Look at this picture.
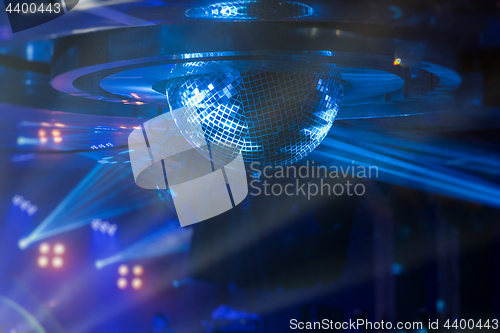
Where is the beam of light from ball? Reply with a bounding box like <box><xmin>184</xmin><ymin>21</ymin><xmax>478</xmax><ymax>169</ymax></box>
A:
<box><xmin>95</xmin><ymin>226</ymin><xmax>192</xmax><ymax>269</ymax></box>
<box><xmin>18</xmin><ymin>163</ymin><xmax>155</xmax><ymax>249</ymax></box>
<box><xmin>315</xmin><ymin>125</ymin><xmax>500</xmax><ymax>208</ymax></box>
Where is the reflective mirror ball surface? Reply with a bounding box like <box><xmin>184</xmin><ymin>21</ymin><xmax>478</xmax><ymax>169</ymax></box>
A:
<box><xmin>167</xmin><ymin>60</ymin><xmax>345</xmax><ymax>167</ymax></box>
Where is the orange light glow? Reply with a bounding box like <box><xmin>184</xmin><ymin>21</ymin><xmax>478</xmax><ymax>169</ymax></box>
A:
<box><xmin>53</xmin><ymin>243</ymin><xmax>65</xmax><ymax>255</ymax></box>
<box><xmin>117</xmin><ymin>277</ymin><xmax>128</xmax><ymax>289</ymax></box>
<box><xmin>133</xmin><ymin>265</ymin><xmax>144</xmax><ymax>276</ymax></box>
<box><xmin>119</xmin><ymin>126</ymin><xmax>127</xmax><ymax>129</ymax></box>
<box><xmin>52</xmin><ymin>130</ymin><xmax>60</xmax><ymax>137</ymax></box>
<box><xmin>38</xmin><ymin>129</ymin><xmax>46</xmax><ymax>137</ymax></box>
<box><xmin>54</xmin><ymin>137</ymin><xmax>63</xmax><ymax>143</ymax></box>
<box><xmin>135</xmin><ymin>102</ymin><xmax>145</xmax><ymax>105</ymax></box>
<box><xmin>130</xmin><ymin>93</ymin><xmax>140</xmax><ymax>99</ymax></box>
<box><xmin>131</xmin><ymin>278</ymin><xmax>143</xmax><ymax>290</ymax></box>
<box><xmin>40</xmin><ymin>137</ymin><xmax>48</xmax><ymax>144</ymax></box>
<box><xmin>133</xmin><ymin>126</ymin><xmax>141</xmax><ymax>130</ymax></box>
<box><xmin>39</xmin><ymin>242</ymin><xmax>50</xmax><ymax>254</ymax></box>
<box><xmin>118</xmin><ymin>264</ymin><xmax>129</xmax><ymax>276</ymax></box>
<box><xmin>393</xmin><ymin>58</ymin><xmax>402</xmax><ymax>66</ymax></box>
<box><xmin>54</xmin><ymin>123</ymin><xmax>65</xmax><ymax>127</ymax></box>
<box><xmin>38</xmin><ymin>256</ymin><xmax>49</xmax><ymax>268</ymax></box>
<box><xmin>52</xmin><ymin>257</ymin><xmax>63</xmax><ymax>268</ymax></box>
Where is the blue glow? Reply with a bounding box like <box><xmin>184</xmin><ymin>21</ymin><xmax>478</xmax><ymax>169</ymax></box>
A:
<box><xmin>90</xmin><ymin>218</ymin><xmax>118</xmax><ymax>236</ymax></box>
<box><xmin>95</xmin><ymin>225</ymin><xmax>192</xmax><ymax>269</ymax></box>
<box><xmin>17</xmin><ymin>136</ymin><xmax>41</xmax><ymax>146</ymax></box>
<box><xmin>91</xmin><ymin>142</ymin><xmax>114</xmax><ymax>150</ymax></box>
<box><xmin>172</xmin><ymin>278</ymin><xmax>193</xmax><ymax>288</ymax></box>
<box><xmin>186</xmin><ymin>1</ymin><xmax>314</xmax><ymax>20</ymax></box>
<box><xmin>11</xmin><ymin>153</ymin><xmax>35</xmax><ymax>162</ymax></box>
<box><xmin>12</xmin><ymin>195</ymin><xmax>38</xmax><ymax>216</ymax></box>
<box><xmin>392</xmin><ymin>263</ymin><xmax>403</xmax><ymax>275</ymax></box>
<box><xmin>436</xmin><ymin>299</ymin><xmax>445</xmax><ymax>313</ymax></box>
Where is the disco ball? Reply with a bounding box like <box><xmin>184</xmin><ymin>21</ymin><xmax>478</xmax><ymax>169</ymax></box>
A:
<box><xmin>166</xmin><ymin>60</ymin><xmax>344</xmax><ymax>167</ymax></box>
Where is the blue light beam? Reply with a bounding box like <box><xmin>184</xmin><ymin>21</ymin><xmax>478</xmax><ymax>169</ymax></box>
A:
<box><xmin>95</xmin><ymin>225</ymin><xmax>192</xmax><ymax>269</ymax></box>
<box><xmin>314</xmin><ymin>124</ymin><xmax>500</xmax><ymax>208</ymax></box>
<box><xmin>18</xmin><ymin>163</ymin><xmax>154</xmax><ymax>249</ymax></box>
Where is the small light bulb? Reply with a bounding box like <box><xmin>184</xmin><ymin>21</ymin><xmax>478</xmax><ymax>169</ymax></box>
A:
<box><xmin>53</xmin><ymin>243</ymin><xmax>65</xmax><ymax>255</ymax></box>
<box><xmin>131</xmin><ymin>278</ymin><xmax>143</xmax><ymax>290</ymax></box>
<box><xmin>38</xmin><ymin>256</ymin><xmax>49</xmax><ymax>268</ymax></box>
<box><xmin>52</xmin><ymin>257</ymin><xmax>63</xmax><ymax>268</ymax></box>
<box><xmin>118</xmin><ymin>264</ymin><xmax>129</xmax><ymax>276</ymax></box>
<box><xmin>117</xmin><ymin>277</ymin><xmax>128</xmax><ymax>289</ymax></box>
<box><xmin>133</xmin><ymin>265</ymin><xmax>144</xmax><ymax>276</ymax></box>
<box><xmin>39</xmin><ymin>242</ymin><xmax>50</xmax><ymax>254</ymax></box>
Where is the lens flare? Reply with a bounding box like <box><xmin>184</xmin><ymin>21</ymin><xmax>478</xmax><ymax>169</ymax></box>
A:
<box><xmin>38</xmin><ymin>256</ymin><xmax>49</xmax><ymax>268</ymax></box>
<box><xmin>118</xmin><ymin>264</ymin><xmax>129</xmax><ymax>276</ymax></box>
<box><xmin>39</xmin><ymin>242</ymin><xmax>50</xmax><ymax>254</ymax></box>
<box><xmin>53</xmin><ymin>243</ymin><xmax>65</xmax><ymax>255</ymax></box>
<box><xmin>52</xmin><ymin>257</ymin><xmax>63</xmax><ymax>268</ymax></box>
<box><xmin>117</xmin><ymin>277</ymin><xmax>128</xmax><ymax>289</ymax></box>
<box><xmin>133</xmin><ymin>265</ymin><xmax>143</xmax><ymax>276</ymax></box>
<box><xmin>131</xmin><ymin>278</ymin><xmax>143</xmax><ymax>290</ymax></box>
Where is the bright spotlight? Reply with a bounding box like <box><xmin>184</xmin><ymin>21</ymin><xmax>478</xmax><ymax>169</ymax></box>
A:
<box><xmin>18</xmin><ymin>237</ymin><xmax>31</xmax><ymax>250</ymax></box>
<box><xmin>53</xmin><ymin>243</ymin><xmax>65</xmax><ymax>255</ymax></box>
<box><xmin>38</xmin><ymin>256</ymin><xmax>49</xmax><ymax>268</ymax></box>
<box><xmin>52</xmin><ymin>257</ymin><xmax>63</xmax><ymax>268</ymax></box>
<box><xmin>39</xmin><ymin>242</ymin><xmax>50</xmax><ymax>254</ymax></box>
<box><xmin>53</xmin><ymin>137</ymin><xmax>63</xmax><ymax>143</ymax></box>
<box><xmin>131</xmin><ymin>278</ymin><xmax>143</xmax><ymax>290</ymax></box>
<box><xmin>118</xmin><ymin>264</ymin><xmax>129</xmax><ymax>276</ymax></box>
<box><xmin>117</xmin><ymin>277</ymin><xmax>128</xmax><ymax>289</ymax></box>
<box><xmin>132</xmin><ymin>265</ymin><xmax>143</xmax><ymax>276</ymax></box>
<box><xmin>51</xmin><ymin>130</ymin><xmax>61</xmax><ymax>137</ymax></box>
<box><xmin>38</xmin><ymin>129</ymin><xmax>46</xmax><ymax>137</ymax></box>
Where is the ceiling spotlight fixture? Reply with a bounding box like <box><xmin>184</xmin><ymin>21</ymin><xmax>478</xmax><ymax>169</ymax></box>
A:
<box><xmin>131</xmin><ymin>278</ymin><xmax>143</xmax><ymax>290</ymax></box>
<box><xmin>53</xmin><ymin>243</ymin><xmax>65</xmax><ymax>255</ymax></box>
<box><xmin>37</xmin><ymin>256</ymin><xmax>49</xmax><ymax>268</ymax></box>
<box><xmin>133</xmin><ymin>265</ymin><xmax>143</xmax><ymax>276</ymax></box>
<box><xmin>118</xmin><ymin>264</ymin><xmax>129</xmax><ymax>276</ymax></box>
<box><xmin>39</xmin><ymin>242</ymin><xmax>50</xmax><ymax>254</ymax></box>
<box><xmin>52</xmin><ymin>257</ymin><xmax>64</xmax><ymax>269</ymax></box>
<box><xmin>117</xmin><ymin>277</ymin><xmax>128</xmax><ymax>289</ymax></box>
<box><xmin>36</xmin><ymin>242</ymin><xmax>66</xmax><ymax>270</ymax></box>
